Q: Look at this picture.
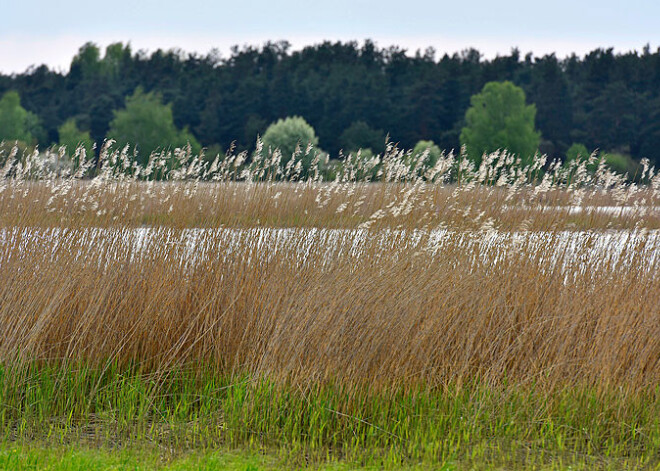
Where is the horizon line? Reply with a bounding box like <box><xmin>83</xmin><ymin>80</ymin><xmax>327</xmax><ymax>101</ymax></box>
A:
<box><xmin>2</xmin><ymin>35</ymin><xmax>658</xmax><ymax>75</ymax></box>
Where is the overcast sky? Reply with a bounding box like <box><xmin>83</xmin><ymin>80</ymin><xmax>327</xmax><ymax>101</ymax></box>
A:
<box><xmin>1</xmin><ymin>0</ymin><xmax>658</xmax><ymax>74</ymax></box>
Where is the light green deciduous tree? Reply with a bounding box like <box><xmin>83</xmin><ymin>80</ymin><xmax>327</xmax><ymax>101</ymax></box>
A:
<box><xmin>58</xmin><ymin>118</ymin><xmax>94</xmax><ymax>160</ymax></box>
<box><xmin>261</xmin><ymin>116</ymin><xmax>319</xmax><ymax>166</ymax></box>
<box><xmin>108</xmin><ymin>87</ymin><xmax>200</xmax><ymax>164</ymax></box>
<box><xmin>411</xmin><ymin>140</ymin><xmax>442</xmax><ymax>168</ymax></box>
<box><xmin>565</xmin><ymin>143</ymin><xmax>591</xmax><ymax>163</ymax></box>
<box><xmin>0</xmin><ymin>91</ymin><xmax>40</xmax><ymax>144</ymax></box>
<box><xmin>460</xmin><ymin>81</ymin><xmax>540</xmax><ymax>164</ymax></box>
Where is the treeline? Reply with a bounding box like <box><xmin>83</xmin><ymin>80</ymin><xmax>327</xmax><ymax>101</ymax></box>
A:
<box><xmin>2</xmin><ymin>40</ymin><xmax>660</xmax><ymax>164</ymax></box>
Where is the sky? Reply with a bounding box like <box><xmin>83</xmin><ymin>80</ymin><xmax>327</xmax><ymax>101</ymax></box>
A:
<box><xmin>1</xmin><ymin>0</ymin><xmax>658</xmax><ymax>74</ymax></box>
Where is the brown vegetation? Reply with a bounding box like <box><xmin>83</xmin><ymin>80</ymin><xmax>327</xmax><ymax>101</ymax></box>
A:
<box><xmin>1</xmin><ymin>221</ymin><xmax>658</xmax><ymax>393</ymax></box>
<box><xmin>1</xmin><ymin>144</ymin><xmax>659</xmax><ymax>396</ymax></box>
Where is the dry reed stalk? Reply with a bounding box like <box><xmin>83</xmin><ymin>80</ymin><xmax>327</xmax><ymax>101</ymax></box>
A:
<box><xmin>1</xmin><ymin>181</ymin><xmax>659</xmax><ymax>230</ymax></box>
<box><xmin>1</xmin><ymin>226</ymin><xmax>658</xmax><ymax>393</ymax></box>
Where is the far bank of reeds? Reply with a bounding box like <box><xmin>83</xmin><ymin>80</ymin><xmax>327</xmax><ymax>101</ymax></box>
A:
<box><xmin>1</xmin><ymin>140</ymin><xmax>659</xmax><ymax>230</ymax></box>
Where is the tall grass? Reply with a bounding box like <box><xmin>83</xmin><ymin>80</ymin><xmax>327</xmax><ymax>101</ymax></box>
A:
<box><xmin>1</xmin><ymin>141</ymin><xmax>660</xmax><ymax>466</ymax></box>
<box><xmin>1</xmin><ymin>140</ymin><xmax>659</xmax><ymax>230</ymax></box>
<box><xmin>1</xmin><ymin>225</ymin><xmax>658</xmax><ymax>390</ymax></box>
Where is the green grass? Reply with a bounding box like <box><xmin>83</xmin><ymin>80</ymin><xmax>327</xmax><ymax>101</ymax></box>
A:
<box><xmin>0</xmin><ymin>444</ymin><xmax>454</xmax><ymax>470</ymax></box>
<box><xmin>0</xmin><ymin>363</ymin><xmax>659</xmax><ymax>469</ymax></box>
<box><xmin>0</xmin><ymin>445</ymin><xmax>275</xmax><ymax>470</ymax></box>
<box><xmin>0</xmin><ymin>442</ymin><xmax>656</xmax><ymax>470</ymax></box>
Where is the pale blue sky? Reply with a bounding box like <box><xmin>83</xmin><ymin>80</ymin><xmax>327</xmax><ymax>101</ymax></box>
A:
<box><xmin>1</xmin><ymin>0</ymin><xmax>658</xmax><ymax>73</ymax></box>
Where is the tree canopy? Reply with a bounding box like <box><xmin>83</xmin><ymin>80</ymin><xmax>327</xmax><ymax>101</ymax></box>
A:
<box><xmin>261</xmin><ymin>116</ymin><xmax>319</xmax><ymax>165</ymax></box>
<box><xmin>339</xmin><ymin>121</ymin><xmax>386</xmax><ymax>154</ymax></box>
<box><xmin>2</xmin><ymin>41</ymin><xmax>660</xmax><ymax>165</ymax></box>
<box><xmin>58</xmin><ymin>118</ymin><xmax>94</xmax><ymax>159</ymax></box>
<box><xmin>107</xmin><ymin>88</ymin><xmax>200</xmax><ymax>164</ymax></box>
<box><xmin>0</xmin><ymin>91</ymin><xmax>40</xmax><ymax>144</ymax></box>
<box><xmin>411</xmin><ymin>140</ymin><xmax>442</xmax><ymax>169</ymax></box>
<box><xmin>460</xmin><ymin>81</ymin><xmax>541</xmax><ymax>163</ymax></box>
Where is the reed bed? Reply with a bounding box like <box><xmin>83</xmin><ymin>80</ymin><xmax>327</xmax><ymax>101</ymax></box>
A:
<box><xmin>1</xmin><ymin>140</ymin><xmax>660</xmax><ymax>231</ymax></box>
<box><xmin>4</xmin><ymin>180</ymin><xmax>660</xmax><ymax>231</ymax></box>
<box><xmin>1</xmin><ymin>224</ymin><xmax>659</xmax><ymax>390</ymax></box>
<box><xmin>1</xmin><ymin>142</ymin><xmax>660</xmax><ymax>467</ymax></box>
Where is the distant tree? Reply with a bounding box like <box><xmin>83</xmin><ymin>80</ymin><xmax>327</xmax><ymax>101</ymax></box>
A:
<box><xmin>564</xmin><ymin>142</ymin><xmax>600</xmax><ymax>173</ymax></box>
<box><xmin>88</xmin><ymin>94</ymin><xmax>117</xmax><ymax>146</ymax></box>
<box><xmin>460</xmin><ymin>81</ymin><xmax>541</xmax><ymax>164</ymax></box>
<box><xmin>565</xmin><ymin>143</ymin><xmax>639</xmax><ymax>176</ymax></box>
<box><xmin>101</xmin><ymin>42</ymin><xmax>132</xmax><ymax>78</ymax></box>
<box><xmin>339</xmin><ymin>148</ymin><xmax>381</xmax><ymax>181</ymax></box>
<box><xmin>585</xmin><ymin>82</ymin><xmax>641</xmax><ymax>152</ymax></box>
<box><xmin>58</xmin><ymin>118</ymin><xmax>94</xmax><ymax>159</ymax></box>
<box><xmin>527</xmin><ymin>54</ymin><xmax>573</xmax><ymax>156</ymax></box>
<box><xmin>600</xmin><ymin>152</ymin><xmax>639</xmax><ymax>176</ymax></box>
<box><xmin>69</xmin><ymin>41</ymin><xmax>131</xmax><ymax>79</ymax></box>
<box><xmin>243</xmin><ymin>115</ymin><xmax>268</xmax><ymax>150</ymax></box>
<box><xmin>339</xmin><ymin>121</ymin><xmax>386</xmax><ymax>154</ymax></box>
<box><xmin>0</xmin><ymin>91</ymin><xmax>40</xmax><ymax>143</ymax></box>
<box><xmin>24</xmin><ymin>110</ymin><xmax>46</xmax><ymax>145</ymax></box>
<box><xmin>261</xmin><ymin>116</ymin><xmax>319</xmax><ymax>166</ymax></box>
<box><xmin>107</xmin><ymin>87</ymin><xmax>200</xmax><ymax>164</ymax></box>
<box><xmin>411</xmin><ymin>140</ymin><xmax>442</xmax><ymax>168</ymax></box>
<box><xmin>565</xmin><ymin>143</ymin><xmax>591</xmax><ymax>162</ymax></box>
<box><xmin>69</xmin><ymin>42</ymin><xmax>103</xmax><ymax>80</ymax></box>
<box><xmin>639</xmin><ymin>96</ymin><xmax>660</xmax><ymax>166</ymax></box>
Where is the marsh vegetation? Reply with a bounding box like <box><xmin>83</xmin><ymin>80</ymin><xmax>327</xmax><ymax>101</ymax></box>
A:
<box><xmin>1</xmin><ymin>142</ymin><xmax>659</xmax><ymax>469</ymax></box>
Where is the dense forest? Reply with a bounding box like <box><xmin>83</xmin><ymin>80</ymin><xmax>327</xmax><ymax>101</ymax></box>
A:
<box><xmin>2</xmin><ymin>40</ymin><xmax>660</xmax><ymax>164</ymax></box>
